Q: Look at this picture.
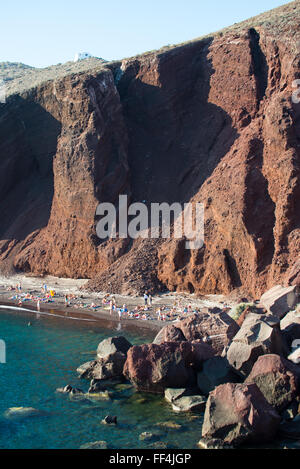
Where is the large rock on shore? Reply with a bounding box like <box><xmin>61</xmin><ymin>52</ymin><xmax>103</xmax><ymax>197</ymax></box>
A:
<box><xmin>201</xmin><ymin>383</ymin><xmax>281</xmax><ymax>447</ymax></box>
<box><xmin>171</xmin><ymin>395</ymin><xmax>207</xmax><ymax>412</ymax></box>
<box><xmin>280</xmin><ymin>310</ymin><xmax>300</xmax><ymax>349</ymax></box>
<box><xmin>97</xmin><ymin>336</ymin><xmax>132</xmax><ymax>359</ymax></box>
<box><xmin>123</xmin><ymin>341</ymin><xmax>214</xmax><ymax>393</ymax></box>
<box><xmin>227</xmin><ymin>313</ymin><xmax>285</xmax><ymax>376</ymax></box>
<box><xmin>92</xmin><ymin>352</ymin><xmax>127</xmax><ymax>380</ymax></box>
<box><xmin>154</xmin><ymin>310</ymin><xmax>239</xmax><ymax>355</ymax></box>
<box><xmin>164</xmin><ymin>387</ymin><xmax>207</xmax><ymax>412</ymax></box>
<box><xmin>245</xmin><ymin>354</ymin><xmax>299</xmax><ymax>412</ymax></box>
<box><xmin>153</xmin><ymin>325</ymin><xmax>187</xmax><ymax>345</ymax></box>
<box><xmin>260</xmin><ymin>285</ymin><xmax>299</xmax><ymax>319</ymax></box>
<box><xmin>197</xmin><ymin>356</ymin><xmax>241</xmax><ymax>395</ymax></box>
<box><xmin>78</xmin><ymin>336</ymin><xmax>132</xmax><ymax>381</ymax></box>
<box><xmin>76</xmin><ymin>360</ymin><xmax>97</xmax><ymax>379</ymax></box>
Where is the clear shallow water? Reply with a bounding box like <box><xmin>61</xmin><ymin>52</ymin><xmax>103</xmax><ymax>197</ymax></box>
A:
<box><xmin>0</xmin><ymin>308</ymin><xmax>203</xmax><ymax>449</ymax></box>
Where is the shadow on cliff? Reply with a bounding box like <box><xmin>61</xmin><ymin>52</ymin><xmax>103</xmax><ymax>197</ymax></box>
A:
<box><xmin>117</xmin><ymin>37</ymin><xmax>239</xmax><ymax>207</ymax></box>
<box><xmin>243</xmin><ymin>138</ymin><xmax>276</xmax><ymax>273</ymax></box>
<box><xmin>0</xmin><ymin>96</ymin><xmax>61</xmax><ymax>242</ymax></box>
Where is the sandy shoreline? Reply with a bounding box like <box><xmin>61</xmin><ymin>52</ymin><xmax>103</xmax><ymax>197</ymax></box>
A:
<box><xmin>0</xmin><ymin>273</ymin><xmax>236</xmax><ymax>333</ymax></box>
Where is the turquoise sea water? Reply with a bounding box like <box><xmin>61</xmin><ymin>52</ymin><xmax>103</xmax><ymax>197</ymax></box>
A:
<box><xmin>0</xmin><ymin>308</ymin><xmax>204</xmax><ymax>449</ymax></box>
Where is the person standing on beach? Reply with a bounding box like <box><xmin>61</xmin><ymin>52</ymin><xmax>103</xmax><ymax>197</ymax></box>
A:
<box><xmin>148</xmin><ymin>294</ymin><xmax>152</xmax><ymax>307</ymax></box>
<box><xmin>144</xmin><ymin>292</ymin><xmax>148</xmax><ymax>306</ymax></box>
<box><xmin>109</xmin><ymin>300</ymin><xmax>113</xmax><ymax>316</ymax></box>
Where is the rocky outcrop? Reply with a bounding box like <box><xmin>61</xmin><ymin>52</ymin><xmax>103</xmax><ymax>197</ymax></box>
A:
<box><xmin>76</xmin><ymin>360</ymin><xmax>97</xmax><ymax>379</ymax></box>
<box><xmin>97</xmin><ymin>336</ymin><xmax>132</xmax><ymax>359</ymax></box>
<box><xmin>153</xmin><ymin>310</ymin><xmax>239</xmax><ymax>355</ymax></box>
<box><xmin>123</xmin><ymin>341</ymin><xmax>214</xmax><ymax>393</ymax></box>
<box><xmin>77</xmin><ymin>336</ymin><xmax>132</xmax><ymax>382</ymax></box>
<box><xmin>0</xmin><ymin>2</ymin><xmax>300</xmax><ymax>297</ymax></box>
<box><xmin>56</xmin><ymin>384</ymin><xmax>84</xmax><ymax>395</ymax></box>
<box><xmin>171</xmin><ymin>395</ymin><xmax>207</xmax><ymax>413</ymax></box>
<box><xmin>260</xmin><ymin>285</ymin><xmax>299</xmax><ymax>319</ymax></box>
<box><xmin>201</xmin><ymin>382</ymin><xmax>281</xmax><ymax>447</ymax></box>
<box><xmin>164</xmin><ymin>387</ymin><xmax>207</xmax><ymax>412</ymax></box>
<box><xmin>91</xmin><ymin>353</ymin><xmax>127</xmax><ymax>381</ymax></box>
<box><xmin>0</xmin><ymin>68</ymin><xmax>130</xmax><ymax>279</ymax></box>
<box><xmin>245</xmin><ymin>354</ymin><xmax>299</xmax><ymax>412</ymax></box>
<box><xmin>227</xmin><ymin>313</ymin><xmax>285</xmax><ymax>376</ymax></box>
<box><xmin>280</xmin><ymin>309</ymin><xmax>300</xmax><ymax>349</ymax></box>
<box><xmin>197</xmin><ymin>356</ymin><xmax>241</xmax><ymax>395</ymax></box>
<box><xmin>153</xmin><ymin>325</ymin><xmax>186</xmax><ymax>345</ymax></box>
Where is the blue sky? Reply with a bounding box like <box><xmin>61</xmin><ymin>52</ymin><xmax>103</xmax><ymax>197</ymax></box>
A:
<box><xmin>0</xmin><ymin>0</ymin><xmax>291</xmax><ymax>68</ymax></box>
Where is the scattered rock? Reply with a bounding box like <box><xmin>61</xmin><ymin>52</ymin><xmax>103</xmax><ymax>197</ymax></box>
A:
<box><xmin>164</xmin><ymin>388</ymin><xmax>192</xmax><ymax>403</ymax></box>
<box><xmin>171</xmin><ymin>395</ymin><xmax>207</xmax><ymax>412</ymax></box>
<box><xmin>260</xmin><ymin>285</ymin><xmax>299</xmax><ymax>319</ymax></box>
<box><xmin>97</xmin><ymin>336</ymin><xmax>132</xmax><ymax>359</ymax></box>
<box><xmin>156</xmin><ymin>421</ymin><xmax>182</xmax><ymax>430</ymax></box>
<box><xmin>227</xmin><ymin>313</ymin><xmax>285</xmax><ymax>376</ymax></box>
<box><xmin>56</xmin><ymin>385</ymin><xmax>84</xmax><ymax>395</ymax></box>
<box><xmin>76</xmin><ymin>361</ymin><xmax>97</xmax><ymax>379</ymax></box>
<box><xmin>77</xmin><ymin>337</ymin><xmax>132</xmax><ymax>383</ymax></box>
<box><xmin>92</xmin><ymin>352</ymin><xmax>127</xmax><ymax>381</ymax></box>
<box><xmin>154</xmin><ymin>310</ymin><xmax>239</xmax><ymax>355</ymax></box>
<box><xmin>153</xmin><ymin>325</ymin><xmax>186</xmax><ymax>345</ymax></box>
<box><xmin>80</xmin><ymin>441</ymin><xmax>108</xmax><ymax>449</ymax></box>
<box><xmin>87</xmin><ymin>390</ymin><xmax>111</xmax><ymax>401</ymax></box>
<box><xmin>139</xmin><ymin>432</ymin><xmax>158</xmax><ymax>442</ymax></box>
<box><xmin>88</xmin><ymin>379</ymin><xmax>107</xmax><ymax>393</ymax></box>
<box><xmin>201</xmin><ymin>382</ymin><xmax>281</xmax><ymax>447</ymax></box>
<box><xmin>151</xmin><ymin>442</ymin><xmax>171</xmax><ymax>449</ymax></box>
<box><xmin>245</xmin><ymin>354</ymin><xmax>299</xmax><ymax>412</ymax></box>
<box><xmin>101</xmin><ymin>415</ymin><xmax>117</xmax><ymax>425</ymax></box>
<box><xmin>198</xmin><ymin>438</ymin><xmax>233</xmax><ymax>449</ymax></box>
<box><xmin>197</xmin><ymin>356</ymin><xmax>241</xmax><ymax>395</ymax></box>
<box><xmin>123</xmin><ymin>341</ymin><xmax>213</xmax><ymax>393</ymax></box>
<box><xmin>4</xmin><ymin>407</ymin><xmax>45</xmax><ymax>420</ymax></box>
<box><xmin>281</xmin><ymin>310</ymin><xmax>300</xmax><ymax>349</ymax></box>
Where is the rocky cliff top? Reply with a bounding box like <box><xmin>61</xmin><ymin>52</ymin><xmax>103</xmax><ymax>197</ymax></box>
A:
<box><xmin>0</xmin><ymin>57</ymin><xmax>108</xmax><ymax>97</ymax></box>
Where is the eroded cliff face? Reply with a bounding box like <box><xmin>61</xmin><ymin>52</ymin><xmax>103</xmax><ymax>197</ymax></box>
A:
<box><xmin>0</xmin><ymin>69</ymin><xmax>130</xmax><ymax>278</ymax></box>
<box><xmin>0</xmin><ymin>1</ymin><xmax>300</xmax><ymax>298</ymax></box>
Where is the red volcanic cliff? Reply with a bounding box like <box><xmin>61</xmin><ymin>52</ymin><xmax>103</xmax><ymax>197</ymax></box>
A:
<box><xmin>0</xmin><ymin>1</ymin><xmax>300</xmax><ymax>298</ymax></box>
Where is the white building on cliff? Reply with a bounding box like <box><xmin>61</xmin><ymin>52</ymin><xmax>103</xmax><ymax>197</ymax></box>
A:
<box><xmin>74</xmin><ymin>52</ymin><xmax>93</xmax><ymax>62</ymax></box>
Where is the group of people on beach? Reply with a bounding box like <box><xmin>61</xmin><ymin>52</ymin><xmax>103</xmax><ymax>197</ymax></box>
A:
<box><xmin>7</xmin><ymin>282</ymin><xmax>56</xmax><ymax>310</ymax></box>
<box><xmin>5</xmin><ymin>283</ymin><xmax>199</xmax><ymax>323</ymax></box>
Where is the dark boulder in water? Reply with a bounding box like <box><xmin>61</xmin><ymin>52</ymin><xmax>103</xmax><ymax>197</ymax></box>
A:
<box><xmin>102</xmin><ymin>415</ymin><xmax>117</xmax><ymax>425</ymax></box>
